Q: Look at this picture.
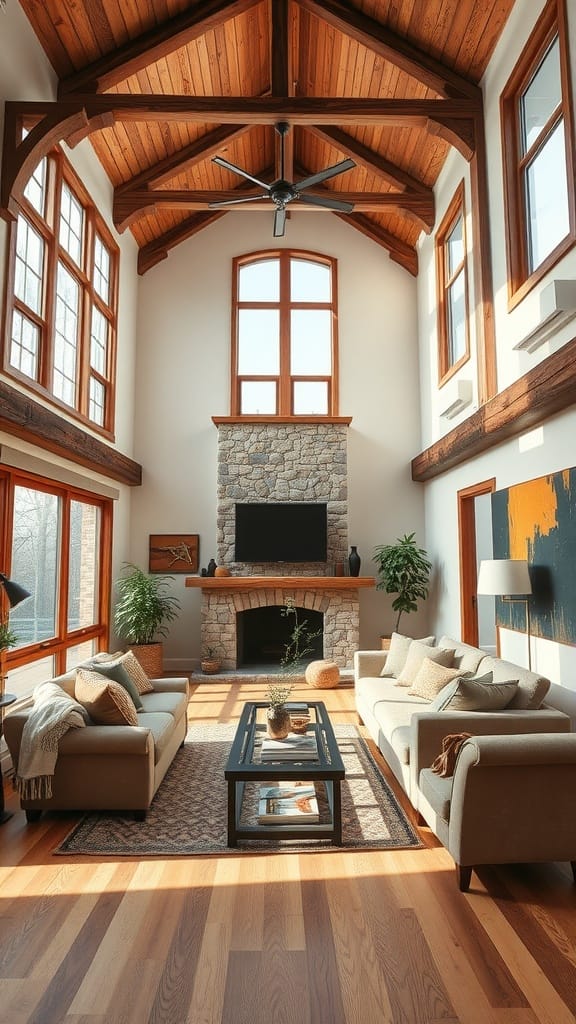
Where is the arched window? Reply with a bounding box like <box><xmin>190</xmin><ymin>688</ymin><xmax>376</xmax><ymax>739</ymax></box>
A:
<box><xmin>231</xmin><ymin>250</ymin><xmax>338</xmax><ymax>417</ymax></box>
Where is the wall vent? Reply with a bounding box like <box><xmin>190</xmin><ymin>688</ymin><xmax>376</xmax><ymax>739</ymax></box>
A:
<box><xmin>439</xmin><ymin>378</ymin><xmax>473</xmax><ymax>420</ymax></box>
<box><xmin>513</xmin><ymin>279</ymin><xmax>576</xmax><ymax>353</ymax></box>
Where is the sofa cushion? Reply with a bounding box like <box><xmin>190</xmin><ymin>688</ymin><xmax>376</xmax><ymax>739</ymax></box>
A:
<box><xmin>373</xmin><ymin>701</ymin><xmax>423</xmax><ymax>765</ymax></box>
<box><xmin>478</xmin><ymin>656</ymin><xmax>550</xmax><ymax>710</ymax></box>
<box><xmin>395</xmin><ymin>642</ymin><xmax>454</xmax><ymax>687</ymax></box>
<box><xmin>419</xmin><ymin>768</ymin><xmax>452</xmax><ymax>822</ymax></box>
<box><xmin>136</xmin><ymin>712</ymin><xmax>177</xmax><ymax>764</ymax></box>
<box><xmin>138</xmin><ymin>690</ymin><xmax>188</xmax><ymax>723</ymax></box>
<box><xmin>87</xmin><ymin>659</ymin><xmax>143</xmax><ymax>710</ymax></box>
<box><xmin>75</xmin><ymin>669</ymin><xmax>139</xmax><ymax>726</ymax></box>
<box><xmin>431</xmin><ymin>674</ymin><xmax>518</xmax><ymax>712</ymax></box>
<box><xmin>380</xmin><ymin>632</ymin><xmax>435</xmax><ymax>677</ymax></box>
<box><xmin>437</xmin><ymin>635</ymin><xmax>486</xmax><ymax>675</ymax></box>
<box><xmin>407</xmin><ymin>658</ymin><xmax>463</xmax><ymax>700</ymax></box>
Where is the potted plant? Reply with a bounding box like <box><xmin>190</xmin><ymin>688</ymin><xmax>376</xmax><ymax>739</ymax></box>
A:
<box><xmin>114</xmin><ymin>563</ymin><xmax>180</xmax><ymax>677</ymax></box>
<box><xmin>0</xmin><ymin>622</ymin><xmax>19</xmax><ymax>652</ymax></box>
<box><xmin>265</xmin><ymin>681</ymin><xmax>294</xmax><ymax>738</ymax></box>
<box><xmin>200</xmin><ymin>643</ymin><xmax>224</xmax><ymax>675</ymax></box>
<box><xmin>372</xmin><ymin>533</ymin><xmax>432</xmax><ymax>637</ymax></box>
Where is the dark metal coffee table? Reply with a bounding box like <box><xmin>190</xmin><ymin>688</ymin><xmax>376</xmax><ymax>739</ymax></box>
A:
<box><xmin>224</xmin><ymin>700</ymin><xmax>345</xmax><ymax>846</ymax></box>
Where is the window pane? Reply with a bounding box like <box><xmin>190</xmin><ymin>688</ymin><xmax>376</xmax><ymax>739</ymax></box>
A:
<box><xmin>23</xmin><ymin>158</ymin><xmax>47</xmax><ymax>216</ymax></box>
<box><xmin>526</xmin><ymin>120</ymin><xmax>569</xmax><ymax>271</ymax></box>
<box><xmin>89</xmin><ymin>377</ymin><xmax>105</xmax><ymax>426</ymax></box>
<box><xmin>521</xmin><ymin>38</ymin><xmax>561</xmax><ymax>154</ymax></box>
<box><xmin>10</xmin><ymin>311</ymin><xmax>39</xmax><ymax>379</ymax></box>
<box><xmin>10</xmin><ymin>486</ymin><xmax>59</xmax><ymax>645</ymax></box>
<box><xmin>290</xmin><ymin>259</ymin><xmax>331</xmax><ymax>301</ymax></box>
<box><xmin>59</xmin><ymin>182</ymin><xmax>84</xmax><ymax>265</ymax></box>
<box><xmin>66</xmin><ymin>640</ymin><xmax>98</xmax><ymax>671</ymax></box>
<box><xmin>446</xmin><ymin>215</ymin><xmax>464</xmax><ymax>277</ymax></box>
<box><xmin>68</xmin><ymin>500</ymin><xmax>100</xmax><ymax>630</ymax></box>
<box><xmin>54</xmin><ymin>262</ymin><xmax>79</xmax><ymax>405</ymax></box>
<box><xmin>290</xmin><ymin>310</ymin><xmax>332</xmax><ymax>374</ymax></box>
<box><xmin>238</xmin><ymin>259</ymin><xmax>279</xmax><ymax>301</ymax></box>
<box><xmin>293</xmin><ymin>381</ymin><xmax>328</xmax><ymax>415</ymax></box>
<box><xmin>15</xmin><ymin>215</ymin><xmax>44</xmax><ymax>314</ymax></box>
<box><xmin>5</xmin><ymin>656</ymin><xmax>55</xmax><ymax>703</ymax></box>
<box><xmin>240</xmin><ymin>380</ymin><xmax>277</xmax><ymax>414</ymax></box>
<box><xmin>90</xmin><ymin>305</ymin><xmax>108</xmax><ymax>375</ymax></box>
<box><xmin>93</xmin><ymin>234</ymin><xmax>111</xmax><ymax>302</ymax></box>
<box><xmin>238</xmin><ymin>309</ymin><xmax>280</xmax><ymax>373</ymax></box>
<box><xmin>447</xmin><ymin>271</ymin><xmax>467</xmax><ymax>365</ymax></box>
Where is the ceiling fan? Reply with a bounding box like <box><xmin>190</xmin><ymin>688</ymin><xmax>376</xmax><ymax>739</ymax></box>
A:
<box><xmin>209</xmin><ymin>122</ymin><xmax>356</xmax><ymax>237</ymax></box>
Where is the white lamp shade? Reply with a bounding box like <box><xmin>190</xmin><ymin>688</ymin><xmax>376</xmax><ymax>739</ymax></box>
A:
<box><xmin>477</xmin><ymin>559</ymin><xmax>532</xmax><ymax>596</ymax></box>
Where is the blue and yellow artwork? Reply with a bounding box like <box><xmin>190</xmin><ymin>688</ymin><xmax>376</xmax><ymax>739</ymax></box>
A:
<box><xmin>491</xmin><ymin>468</ymin><xmax>576</xmax><ymax>646</ymax></box>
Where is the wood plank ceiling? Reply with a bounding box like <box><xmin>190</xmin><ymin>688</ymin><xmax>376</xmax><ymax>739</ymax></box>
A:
<box><xmin>16</xmin><ymin>0</ymin><xmax>516</xmax><ymax>274</ymax></box>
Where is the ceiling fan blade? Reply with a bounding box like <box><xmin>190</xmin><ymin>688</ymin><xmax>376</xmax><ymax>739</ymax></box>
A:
<box><xmin>298</xmin><ymin>193</ymin><xmax>354</xmax><ymax>213</ymax></box>
<box><xmin>208</xmin><ymin>194</ymin><xmax>269</xmax><ymax>208</ymax></box>
<box><xmin>273</xmin><ymin>207</ymin><xmax>286</xmax><ymax>237</ymax></box>
<box><xmin>294</xmin><ymin>158</ymin><xmax>356</xmax><ymax>191</ymax></box>
<box><xmin>212</xmin><ymin>156</ymin><xmax>271</xmax><ymax>191</ymax></box>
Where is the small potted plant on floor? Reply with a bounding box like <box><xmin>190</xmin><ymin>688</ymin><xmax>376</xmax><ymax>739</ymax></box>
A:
<box><xmin>200</xmin><ymin>644</ymin><xmax>224</xmax><ymax>675</ymax></box>
<box><xmin>372</xmin><ymin>533</ymin><xmax>432</xmax><ymax>639</ymax></box>
<box><xmin>114</xmin><ymin>563</ymin><xmax>180</xmax><ymax>677</ymax></box>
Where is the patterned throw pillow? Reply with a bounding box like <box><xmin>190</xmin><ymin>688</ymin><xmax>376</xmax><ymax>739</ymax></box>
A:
<box><xmin>75</xmin><ymin>668</ymin><xmax>139</xmax><ymax>726</ymax></box>
<box><xmin>379</xmin><ymin>632</ymin><xmax>435</xmax><ymax>678</ymax></box>
<box><xmin>407</xmin><ymin>658</ymin><xmax>463</xmax><ymax>700</ymax></box>
<box><xmin>395</xmin><ymin>641</ymin><xmax>454</xmax><ymax>687</ymax></box>
<box><xmin>431</xmin><ymin>674</ymin><xmax>518</xmax><ymax>712</ymax></box>
<box><xmin>91</xmin><ymin>650</ymin><xmax>154</xmax><ymax>694</ymax></box>
<box><xmin>88</xmin><ymin>659</ymin><xmax>143</xmax><ymax>710</ymax></box>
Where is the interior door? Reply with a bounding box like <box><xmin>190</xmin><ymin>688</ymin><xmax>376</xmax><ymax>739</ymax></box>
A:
<box><xmin>457</xmin><ymin>479</ymin><xmax>495</xmax><ymax>646</ymax></box>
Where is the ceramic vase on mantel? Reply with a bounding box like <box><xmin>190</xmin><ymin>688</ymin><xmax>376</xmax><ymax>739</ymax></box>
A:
<box><xmin>348</xmin><ymin>545</ymin><xmax>361</xmax><ymax>577</ymax></box>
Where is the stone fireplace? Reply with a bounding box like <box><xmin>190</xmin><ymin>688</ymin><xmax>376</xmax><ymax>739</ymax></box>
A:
<box><xmin>186</xmin><ymin>419</ymin><xmax>373</xmax><ymax>669</ymax></box>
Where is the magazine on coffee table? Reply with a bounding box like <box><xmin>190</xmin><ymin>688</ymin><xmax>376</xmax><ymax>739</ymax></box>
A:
<box><xmin>260</xmin><ymin>732</ymin><xmax>318</xmax><ymax>761</ymax></box>
<box><xmin>258</xmin><ymin>782</ymin><xmax>319</xmax><ymax>823</ymax></box>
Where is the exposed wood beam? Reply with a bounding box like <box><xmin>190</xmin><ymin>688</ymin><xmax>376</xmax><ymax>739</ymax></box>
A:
<box><xmin>296</xmin><ymin>0</ymin><xmax>482</xmax><ymax>101</ymax></box>
<box><xmin>0</xmin><ymin>382</ymin><xmax>142</xmax><ymax>486</ymax></box>
<box><xmin>336</xmin><ymin>212</ymin><xmax>418</xmax><ymax>275</ymax></box>
<box><xmin>1</xmin><ymin>96</ymin><xmax>477</xmax><ymax>218</ymax></box>
<box><xmin>115</xmin><ymin>125</ymin><xmax>250</xmax><ymax>193</ymax></box>
<box><xmin>114</xmin><ymin>188</ymin><xmax>435</xmax><ymax>231</ymax></box>
<box><xmin>137</xmin><ymin>212</ymin><xmax>226</xmax><ymax>274</ymax></box>
<box><xmin>411</xmin><ymin>336</ymin><xmax>576</xmax><ymax>482</ymax></box>
<box><xmin>271</xmin><ymin>0</ymin><xmax>291</xmax><ymax>97</ymax></box>
<box><xmin>58</xmin><ymin>0</ymin><xmax>260</xmax><ymax>95</ymax></box>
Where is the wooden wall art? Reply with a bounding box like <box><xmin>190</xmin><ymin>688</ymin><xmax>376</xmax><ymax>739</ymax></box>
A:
<box><xmin>149</xmin><ymin>534</ymin><xmax>199</xmax><ymax>573</ymax></box>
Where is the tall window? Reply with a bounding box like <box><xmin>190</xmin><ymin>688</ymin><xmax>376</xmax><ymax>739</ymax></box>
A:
<box><xmin>4</xmin><ymin>148</ymin><xmax>119</xmax><ymax>435</ymax></box>
<box><xmin>501</xmin><ymin>0</ymin><xmax>575</xmax><ymax>305</ymax></box>
<box><xmin>0</xmin><ymin>468</ymin><xmax>112</xmax><ymax>701</ymax></box>
<box><xmin>436</xmin><ymin>183</ymin><xmax>469</xmax><ymax>383</ymax></box>
<box><xmin>232</xmin><ymin>251</ymin><xmax>338</xmax><ymax>416</ymax></box>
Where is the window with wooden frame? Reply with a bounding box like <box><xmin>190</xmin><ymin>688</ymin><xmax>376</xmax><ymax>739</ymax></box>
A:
<box><xmin>501</xmin><ymin>0</ymin><xmax>576</xmax><ymax>306</ymax></box>
<box><xmin>436</xmin><ymin>182</ymin><xmax>470</xmax><ymax>384</ymax></box>
<box><xmin>231</xmin><ymin>251</ymin><xmax>339</xmax><ymax>417</ymax></box>
<box><xmin>0</xmin><ymin>467</ymin><xmax>112</xmax><ymax>701</ymax></box>
<box><xmin>3</xmin><ymin>145</ymin><xmax>119</xmax><ymax>437</ymax></box>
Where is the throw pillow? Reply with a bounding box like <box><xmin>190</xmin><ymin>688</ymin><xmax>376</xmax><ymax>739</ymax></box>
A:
<box><xmin>380</xmin><ymin>632</ymin><xmax>435</xmax><ymax>678</ymax></box>
<box><xmin>395</xmin><ymin>641</ymin><xmax>454</xmax><ymax>687</ymax></box>
<box><xmin>75</xmin><ymin>668</ymin><xmax>139</xmax><ymax>726</ymax></box>
<box><xmin>431</xmin><ymin>674</ymin><xmax>518</xmax><ymax>712</ymax></box>
<box><xmin>407</xmin><ymin>658</ymin><xmax>463</xmax><ymax>700</ymax></box>
<box><xmin>428</xmin><ymin>672</ymin><xmax>494</xmax><ymax>711</ymax></box>
<box><xmin>88</xmin><ymin>659</ymin><xmax>143</xmax><ymax>710</ymax></box>
<box><xmin>84</xmin><ymin>650</ymin><xmax>154</xmax><ymax>694</ymax></box>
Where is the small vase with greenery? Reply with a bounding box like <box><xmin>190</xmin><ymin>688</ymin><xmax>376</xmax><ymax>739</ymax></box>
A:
<box><xmin>265</xmin><ymin>681</ymin><xmax>294</xmax><ymax>739</ymax></box>
<box><xmin>372</xmin><ymin>533</ymin><xmax>432</xmax><ymax>633</ymax></box>
<box><xmin>114</xmin><ymin>563</ymin><xmax>180</xmax><ymax>676</ymax></box>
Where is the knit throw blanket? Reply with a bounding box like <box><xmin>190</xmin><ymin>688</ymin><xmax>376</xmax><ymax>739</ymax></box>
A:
<box><xmin>15</xmin><ymin>681</ymin><xmax>87</xmax><ymax>801</ymax></box>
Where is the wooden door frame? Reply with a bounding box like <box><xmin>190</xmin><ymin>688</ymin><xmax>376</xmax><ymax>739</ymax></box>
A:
<box><xmin>457</xmin><ymin>478</ymin><xmax>496</xmax><ymax>645</ymax></box>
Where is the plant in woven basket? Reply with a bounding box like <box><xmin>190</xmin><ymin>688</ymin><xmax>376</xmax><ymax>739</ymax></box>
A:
<box><xmin>114</xmin><ymin>563</ymin><xmax>180</xmax><ymax>676</ymax></box>
<box><xmin>372</xmin><ymin>533</ymin><xmax>432</xmax><ymax>633</ymax></box>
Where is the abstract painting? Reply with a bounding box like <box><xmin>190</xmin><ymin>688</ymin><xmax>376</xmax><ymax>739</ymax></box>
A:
<box><xmin>149</xmin><ymin>534</ymin><xmax>199</xmax><ymax>573</ymax></box>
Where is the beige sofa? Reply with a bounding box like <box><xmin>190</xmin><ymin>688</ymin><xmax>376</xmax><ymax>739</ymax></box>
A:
<box><xmin>4</xmin><ymin>667</ymin><xmax>190</xmax><ymax>821</ymax></box>
<box><xmin>354</xmin><ymin>634</ymin><xmax>571</xmax><ymax>812</ymax></box>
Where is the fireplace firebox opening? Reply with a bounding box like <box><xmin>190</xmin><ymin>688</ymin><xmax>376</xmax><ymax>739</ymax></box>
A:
<box><xmin>237</xmin><ymin>606</ymin><xmax>323</xmax><ymax>668</ymax></box>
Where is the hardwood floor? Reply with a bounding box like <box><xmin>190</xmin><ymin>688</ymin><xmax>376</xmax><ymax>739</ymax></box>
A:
<box><xmin>1</xmin><ymin>678</ymin><xmax>575</xmax><ymax>1024</ymax></box>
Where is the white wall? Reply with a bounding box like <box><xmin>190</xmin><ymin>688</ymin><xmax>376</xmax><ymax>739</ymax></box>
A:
<box><xmin>134</xmin><ymin>211</ymin><xmax>423</xmax><ymax>668</ymax></box>
<box><xmin>417</xmin><ymin>0</ymin><xmax>576</xmax><ymax>709</ymax></box>
<box><xmin>0</xmin><ymin>0</ymin><xmax>139</xmax><ymax>609</ymax></box>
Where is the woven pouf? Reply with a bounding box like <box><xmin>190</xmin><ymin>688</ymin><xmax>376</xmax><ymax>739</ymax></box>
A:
<box><xmin>305</xmin><ymin>659</ymin><xmax>340</xmax><ymax>689</ymax></box>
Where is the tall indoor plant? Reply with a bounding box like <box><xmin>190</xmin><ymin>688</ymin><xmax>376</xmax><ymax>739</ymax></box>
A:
<box><xmin>373</xmin><ymin>533</ymin><xmax>432</xmax><ymax>634</ymax></box>
<box><xmin>114</xmin><ymin>563</ymin><xmax>180</xmax><ymax>677</ymax></box>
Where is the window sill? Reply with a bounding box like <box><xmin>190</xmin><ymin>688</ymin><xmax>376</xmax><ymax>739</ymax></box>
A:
<box><xmin>212</xmin><ymin>415</ymin><xmax>353</xmax><ymax>425</ymax></box>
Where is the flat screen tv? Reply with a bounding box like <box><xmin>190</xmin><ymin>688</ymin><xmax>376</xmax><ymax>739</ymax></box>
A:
<box><xmin>235</xmin><ymin>502</ymin><xmax>328</xmax><ymax>563</ymax></box>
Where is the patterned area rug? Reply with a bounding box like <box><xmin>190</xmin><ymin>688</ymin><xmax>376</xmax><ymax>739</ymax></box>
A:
<box><xmin>55</xmin><ymin>724</ymin><xmax>422</xmax><ymax>856</ymax></box>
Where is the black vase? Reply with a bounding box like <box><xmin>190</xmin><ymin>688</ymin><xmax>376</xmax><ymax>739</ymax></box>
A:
<box><xmin>207</xmin><ymin>558</ymin><xmax>217</xmax><ymax>577</ymax></box>
<box><xmin>348</xmin><ymin>545</ymin><xmax>361</xmax><ymax>577</ymax></box>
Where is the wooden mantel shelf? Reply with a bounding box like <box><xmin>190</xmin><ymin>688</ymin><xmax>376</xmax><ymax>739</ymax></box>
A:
<box><xmin>185</xmin><ymin>576</ymin><xmax>375</xmax><ymax>590</ymax></box>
